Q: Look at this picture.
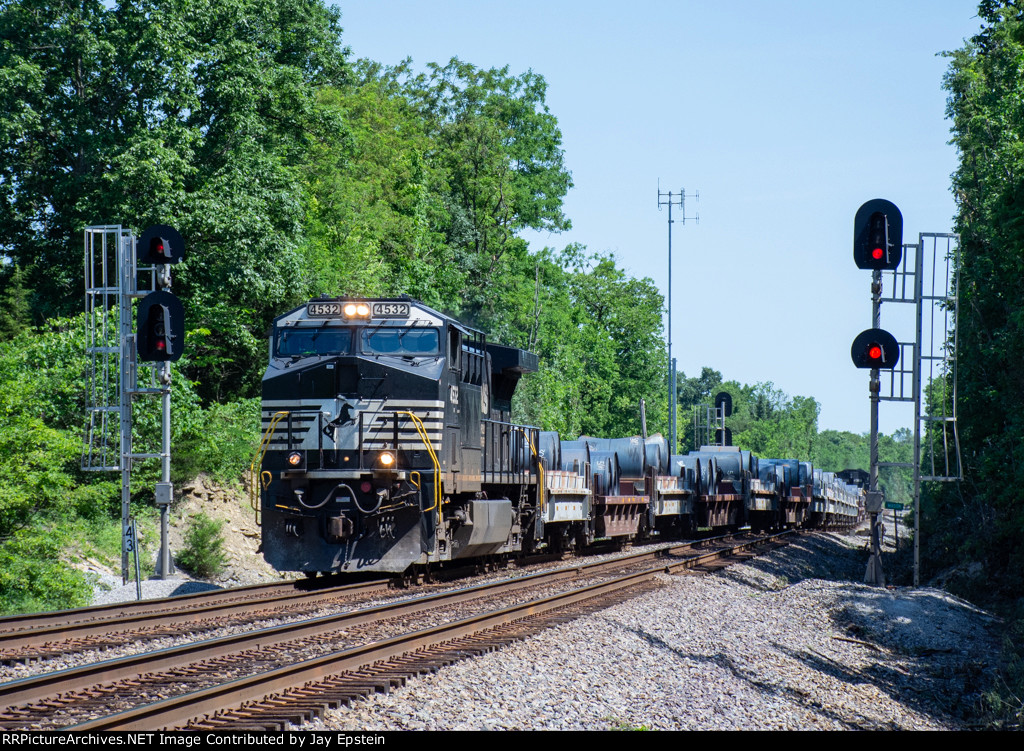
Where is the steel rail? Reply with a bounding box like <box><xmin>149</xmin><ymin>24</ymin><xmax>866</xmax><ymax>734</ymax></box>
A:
<box><xmin>0</xmin><ymin>530</ymin><xmax>744</xmax><ymax>645</ymax></box>
<box><xmin>0</xmin><ymin>578</ymin><xmax>390</xmax><ymax>652</ymax></box>
<box><xmin>61</xmin><ymin>531</ymin><xmax>793</xmax><ymax>730</ymax></box>
<box><xmin>0</xmin><ymin>547</ymin><xmax>658</xmax><ymax>709</ymax></box>
<box><xmin>0</xmin><ymin>581</ymin><xmax>283</xmax><ymax>634</ymax></box>
<box><xmin>0</xmin><ymin>531</ymin><xmax>787</xmax><ymax>716</ymax></box>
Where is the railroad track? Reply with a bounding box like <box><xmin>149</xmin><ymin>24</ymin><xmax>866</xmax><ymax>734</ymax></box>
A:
<box><xmin>0</xmin><ymin>530</ymin><xmax>793</xmax><ymax>731</ymax></box>
<box><xmin>0</xmin><ymin>577</ymin><xmax>394</xmax><ymax>665</ymax></box>
<box><xmin>0</xmin><ymin>531</ymin><xmax>747</xmax><ymax>666</ymax></box>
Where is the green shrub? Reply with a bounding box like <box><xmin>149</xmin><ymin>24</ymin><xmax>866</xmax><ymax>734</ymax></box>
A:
<box><xmin>0</xmin><ymin>528</ymin><xmax>91</xmax><ymax>615</ymax></box>
<box><xmin>176</xmin><ymin>512</ymin><xmax>229</xmax><ymax>578</ymax></box>
<box><xmin>174</xmin><ymin>398</ymin><xmax>261</xmax><ymax>487</ymax></box>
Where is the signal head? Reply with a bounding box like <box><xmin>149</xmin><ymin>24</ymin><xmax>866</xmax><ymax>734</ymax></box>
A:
<box><xmin>851</xmin><ymin>328</ymin><xmax>899</xmax><ymax>369</ymax></box>
<box><xmin>854</xmin><ymin>200</ymin><xmax>903</xmax><ymax>270</ymax></box>
<box><xmin>138</xmin><ymin>224</ymin><xmax>185</xmax><ymax>266</ymax></box>
<box><xmin>137</xmin><ymin>290</ymin><xmax>185</xmax><ymax>362</ymax></box>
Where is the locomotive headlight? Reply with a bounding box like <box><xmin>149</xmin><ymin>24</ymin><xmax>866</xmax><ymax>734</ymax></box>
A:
<box><xmin>343</xmin><ymin>302</ymin><xmax>371</xmax><ymax>319</ymax></box>
<box><xmin>379</xmin><ymin>451</ymin><xmax>395</xmax><ymax>467</ymax></box>
<box><xmin>287</xmin><ymin>451</ymin><xmax>303</xmax><ymax>467</ymax></box>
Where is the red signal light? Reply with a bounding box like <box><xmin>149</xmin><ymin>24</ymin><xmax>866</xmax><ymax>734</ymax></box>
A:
<box><xmin>854</xmin><ymin>200</ymin><xmax>903</xmax><ymax>271</ymax></box>
<box><xmin>138</xmin><ymin>225</ymin><xmax>185</xmax><ymax>267</ymax></box>
<box><xmin>852</xmin><ymin>328</ymin><xmax>899</xmax><ymax>370</ymax></box>
<box><xmin>150</xmin><ymin>237</ymin><xmax>169</xmax><ymax>261</ymax></box>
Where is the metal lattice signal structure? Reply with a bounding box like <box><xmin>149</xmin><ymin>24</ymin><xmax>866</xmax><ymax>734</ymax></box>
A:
<box><xmin>82</xmin><ymin>225</ymin><xmax>177</xmax><ymax>582</ymax></box>
<box><xmin>692</xmin><ymin>405</ymin><xmax>716</xmax><ymax>450</ymax></box>
<box><xmin>692</xmin><ymin>405</ymin><xmax>727</xmax><ymax>449</ymax></box>
<box><xmin>83</xmin><ymin>227</ymin><xmax>133</xmax><ymax>474</ymax></box>
<box><xmin>875</xmin><ymin>232</ymin><xmax>961</xmax><ymax>585</ymax></box>
<box><xmin>915</xmin><ymin>234</ymin><xmax>962</xmax><ymax>483</ymax></box>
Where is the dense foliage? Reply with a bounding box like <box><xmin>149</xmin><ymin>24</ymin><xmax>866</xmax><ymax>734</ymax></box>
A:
<box><xmin>0</xmin><ymin>316</ymin><xmax>262</xmax><ymax>610</ymax></box>
<box><xmin>939</xmin><ymin>1</ymin><xmax>1024</xmax><ymax>726</ymax></box>
<box><xmin>939</xmin><ymin>1</ymin><xmax>1024</xmax><ymax>602</ymax></box>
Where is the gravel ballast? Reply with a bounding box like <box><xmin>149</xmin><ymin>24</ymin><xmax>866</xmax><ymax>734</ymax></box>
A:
<box><xmin>299</xmin><ymin>530</ymin><xmax>1000</xmax><ymax>731</ymax></box>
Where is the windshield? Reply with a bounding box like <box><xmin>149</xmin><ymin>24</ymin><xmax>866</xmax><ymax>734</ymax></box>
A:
<box><xmin>361</xmin><ymin>327</ymin><xmax>440</xmax><ymax>356</ymax></box>
<box><xmin>276</xmin><ymin>327</ymin><xmax>352</xmax><ymax>357</ymax></box>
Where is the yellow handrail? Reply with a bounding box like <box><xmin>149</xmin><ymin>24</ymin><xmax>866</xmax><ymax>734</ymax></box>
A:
<box><xmin>395</xmin><ymin>410</ymin><xmax>443</xmax><ymax>525</ymax></box>
<box><xmin>249</xmin><ymin>410</ymin><xmax>289</xmax><ymax>525</ymax></box>
<box><xmin>513</xmin><ymin>426</ymin><xmax>545</xmax><ymax>515</ymax></box>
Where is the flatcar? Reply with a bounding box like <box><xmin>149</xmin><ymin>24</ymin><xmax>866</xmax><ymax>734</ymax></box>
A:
<box><xmin>256</xmin><ymin>296</ymin><xmax>864</xmax><ymax>577</ymax></box>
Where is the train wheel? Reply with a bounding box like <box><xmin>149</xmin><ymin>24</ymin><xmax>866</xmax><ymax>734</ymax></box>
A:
<box><xmin>393</xmin><ymin>570</ymin><xmax>412</xmax><ymax>588</ymax></box>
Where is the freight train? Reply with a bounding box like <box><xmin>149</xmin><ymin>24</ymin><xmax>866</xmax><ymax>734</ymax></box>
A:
<box><xmin>256</xmin><ymin>296</ymin><xmax>864</xmax><ymax>576</ymax></box>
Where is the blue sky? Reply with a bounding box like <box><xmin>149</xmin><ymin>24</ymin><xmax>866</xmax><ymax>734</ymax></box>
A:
<box><xmin>336</xmin><ymin>1</ymin><xmax>982</xmax><ymax>435</ymax></box>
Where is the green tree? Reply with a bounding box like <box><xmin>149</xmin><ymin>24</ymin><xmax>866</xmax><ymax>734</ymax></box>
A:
<box><xmin>177</xmin><ymin>512</ymin><xmax>228</xmax><ymax>578</ymax></box>
<box><xmin>0</xmin><ymin>262</ymin><xmax>31</xmax><ymax>341</ymax></box>
<box><xmin>0</xmin><ymin>0</ymin><xmax>349</xmax><ymax>401</ymax></box>
<box><xmin>813</xmin><ymin>429</ymin><xmax>868</xmax><ymax>472</ymax></box>
<box><xmin>699</xmin><ymin>381</ymin><xmax>821</xmax><ymax>461</ymax></box>
<box><xmin>937</xmin><ymin>0</ymin><xmax>1024</xmax><ymax>601</ymax></box>
<box><xmin>296</xmin><ymin>64</ymin><xmax>456</xmax><ymax>306</ymax></box>
<box><xmin>400</xmin><ymin>58</ymin><xmax>574</xmax><ymax>329</ymax></box>
<box><xmin>512</xmin><ymin>247</ymin><xmax>667</xmax><ymax>440</ymax></box>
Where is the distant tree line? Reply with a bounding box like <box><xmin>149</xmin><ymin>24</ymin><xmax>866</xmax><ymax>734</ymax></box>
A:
<box><xmin>674</xmin><ymin>367</ymin><xmax>912</xmax><ymax>504</ymax></box>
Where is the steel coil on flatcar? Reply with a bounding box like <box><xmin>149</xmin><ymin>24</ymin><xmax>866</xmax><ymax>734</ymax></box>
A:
<box><xmin>644</xmin><ymin>434</ymin><xmax>670</xmax><ymax>475</ymax></box>
<box><xmin>588</xmin><ymin>449</ymin><xmax>621</xmax><ymax>496</ymax></box>
<box><xmin>603</xmin><ymin>437</ymin><xmax>647</xmax><ymax>477</ymax></box>
<box><xmin>537</xmin><ymin>430</ymin><xmax>561</xmax><ymax>470</ymax></box>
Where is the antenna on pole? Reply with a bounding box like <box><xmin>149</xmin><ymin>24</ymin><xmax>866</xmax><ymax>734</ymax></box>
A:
<box><xmin>657</xmin><ymin>183</ymin><xmax>699</xmax><ymax>454</ymax></box>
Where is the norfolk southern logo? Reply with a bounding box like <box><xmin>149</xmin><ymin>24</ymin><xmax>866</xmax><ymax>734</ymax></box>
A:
<box><xmin>323</xmin><ymin>401</ymin><xmax>356</xmax><ymax>438</ymax></box>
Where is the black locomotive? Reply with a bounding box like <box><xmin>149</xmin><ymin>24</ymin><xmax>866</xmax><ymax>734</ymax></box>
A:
<box><xmin>257</xmin><ymin>296</ymin><xmax>863</xmax><ymax>576</ymax></box>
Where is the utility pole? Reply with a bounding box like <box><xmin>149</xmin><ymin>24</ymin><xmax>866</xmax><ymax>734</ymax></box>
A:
<box><xmin>865</xmin><ymin>268</ymin><xmax>886</xmax><ymax>586</ymax></box>
<box><xmin>657</xmin><ymin>185</ymin><xmax>698</xmax><ymax>455</ymax></box>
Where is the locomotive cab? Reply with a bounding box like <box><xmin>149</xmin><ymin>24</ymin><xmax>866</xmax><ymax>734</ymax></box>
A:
<box><xmin>259</xmin><ymin>296</ymin><xmax>538</xmax><ymax>575</ymax></box>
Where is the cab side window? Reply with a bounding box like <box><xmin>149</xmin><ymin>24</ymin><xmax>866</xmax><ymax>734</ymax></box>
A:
<box><xmin>448</xmin><ymin>327</ymin><xmax>461</xmax><ymax>371</ymax></box>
